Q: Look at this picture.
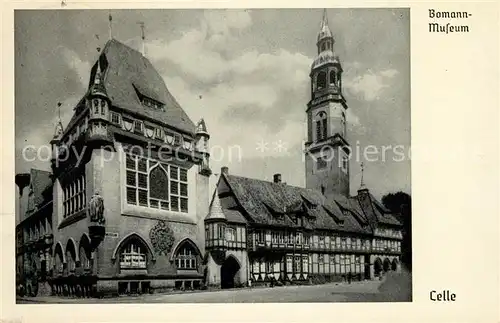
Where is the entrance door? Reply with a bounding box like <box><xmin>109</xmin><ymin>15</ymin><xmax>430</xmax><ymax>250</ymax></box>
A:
<box><xmin>221</xmin><ymin>256</ymin><xmax>241</xmax><ymax>289</ymax></box>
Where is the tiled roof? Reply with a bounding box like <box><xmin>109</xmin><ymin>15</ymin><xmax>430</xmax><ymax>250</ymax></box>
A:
<box><xmin>206</xmin><ymin>173</ymin><xmax>402</xmax><ymax>233</ymax></box>
<box><xmin>29</xmin><ymin>169</ymin><xmax>53</xmax><ymax>207</ymax></box>
<box><xmin>221</xmin><ymin>174</ymin><xmax>373</xmax><ymax>234</ymax></box>
<box><xmin>63</xmin><ymin>39</ymin><xmax>195</xmax><ymax>136</ymax></box>
<box><xmin>206</xmin><ymin>189</ymin><xmax>226</xmax><ymax>221</ymax></box>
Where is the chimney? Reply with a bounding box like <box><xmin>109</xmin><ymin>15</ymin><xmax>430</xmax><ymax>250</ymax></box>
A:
<box><xmin>221</xmin><ymin>166</ymin><xmax>229</xmax><ymax>175</ymax></box>
<box><xmin>273</xmin><ymin>173</ymin><xmax>282</xmax><ymax>184</ymax></box>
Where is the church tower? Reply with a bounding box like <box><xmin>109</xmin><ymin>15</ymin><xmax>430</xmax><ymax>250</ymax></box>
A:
<box><xmin>304</xmin><ymin>9</ymin><xmax>350</xmax><ymax>198</ymax></box>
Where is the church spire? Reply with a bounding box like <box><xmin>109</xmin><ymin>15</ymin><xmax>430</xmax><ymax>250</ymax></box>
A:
<box><xmin>317</xmin><ymin>8</ymin><xmax>334</xmax><ymax>50</ymax></box>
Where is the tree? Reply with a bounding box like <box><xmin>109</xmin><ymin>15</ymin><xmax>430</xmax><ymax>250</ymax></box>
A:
<box><xmin>382</xmin><ymin>191</ymin><xmax>412</xmax><ymax>272</ymax></box>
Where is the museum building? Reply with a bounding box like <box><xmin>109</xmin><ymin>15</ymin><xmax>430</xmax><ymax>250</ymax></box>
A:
<box><xmin>16</xmin><ymin>37</ymin><xmax>212</xmax><ymax>297</ymax></box>
<box><xmin>15</xmin><ymin>10</ymin><xmax>403</xmax><ymax>297</ymax></box>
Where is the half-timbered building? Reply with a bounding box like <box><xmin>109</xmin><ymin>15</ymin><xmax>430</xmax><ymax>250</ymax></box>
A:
<box><xmin>203</xmin><ymin>10</ymin><xmax>403</xmax><ymax>288</ymax></box>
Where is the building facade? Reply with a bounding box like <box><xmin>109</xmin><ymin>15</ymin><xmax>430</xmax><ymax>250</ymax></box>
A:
<box><xmin>16</xmin><ymin>39</ymin><xmax>212</xmax><ymax>297</ymax></box>
<box><xmin>16</xmin><ymin>10</ymin><xmax>404</xmax><ymax>297</ymax></box>
<box><xmin>203</xmin><ymin>11</ymin><xmax>403</xmax><ymax>288</ymax></box>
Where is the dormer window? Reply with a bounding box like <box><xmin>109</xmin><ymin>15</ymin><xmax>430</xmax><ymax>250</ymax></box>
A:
<box><xmin>132</xmin><ymin>84</ymin><xmax>165</xmax><ymax>111</ymax></box>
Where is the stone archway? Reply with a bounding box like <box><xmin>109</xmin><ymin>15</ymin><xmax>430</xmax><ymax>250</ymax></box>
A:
<box><xmin>221</xmin><ymin>256</ymin><xmax>241</xmax><ymax>289</ymax></box>
<box><xmin>383</xmin><ymin>258</ymin><xmax>391</xmax><ymax>272</ymax></box>
<box><xmin>374</xmin><ymin>257</ymin><xmax>383</xmax><ymax>277</ymax></box>
<box><xmin>391</xmin><ymin>258</ymin><xmax>399</xmax><ymax>271</ymax></box>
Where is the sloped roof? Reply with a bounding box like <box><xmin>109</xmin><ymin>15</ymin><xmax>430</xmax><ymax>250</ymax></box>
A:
<box><xmin>29</xmin><ymin>169</ymin><xmax>53</xmax><ymax>207</ymax></box>
<box><xmin>206</xmin><ymin>189</ymin><xmax>226</xmax><ymax>221</ymax></box>
<box><xmin>93</xmin><ymin>39</ymin><xmax>195</xmax><ymax>135</ymax></box>
<box><xmin>354</xmin><ymin>191</ymin><xmax>402</xmax><ymax>227</ymax></box>
<box><xmin>221</xmin><ymin>174</ymin><xmax>372</xmax><ymax>234</ymax></box>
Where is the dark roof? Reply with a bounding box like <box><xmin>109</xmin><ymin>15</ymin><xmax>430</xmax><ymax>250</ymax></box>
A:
<box><xmin>220</xmin><ymin>174</ymin><xmax>373</xmax><ymax>234</ymax></box>
<box><xmin>207</xmin><ymin>173</ymin><xmax>402</xmax><ymax>233</ymax></box>
<box><xmin>29</xmin><ymin>169</ymin><xmax>53</xmax><ymax>207</ymax></box>
<box><xmin>58</xmin><ymin>39</ymin><xmax>197</xmax><ymax>137</ymax></box>
<box><xmin>100</xmin><ymin>39</ymin><xmax>196</xmax><ymax>134</ymax></box>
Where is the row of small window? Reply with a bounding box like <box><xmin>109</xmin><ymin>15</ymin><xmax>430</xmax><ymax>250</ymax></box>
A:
<box><xmin>375</xmin><ymin>228</ymin><xmax>402</xmax><ymax>238</ymax></box>
<box><xmin>23</xmin><ymin>217</ymin><xmax>52</xmax><ymax>242</ymax></box>
<box><xmin>254</xmin><ymin>231</ymin><xmax>370</xmax><ymax>250</ymax></box>
<box><xmin>60</xmin><ymin>98</ymin><xmax>107</xmax><ymax>147</ymax></box>
<box><xmin>110</xmin><ymin>112</ymin><xmax>194</xmax><ymax>151</ymax></box>
<box><xmin>205</xmin><ymin>223</ymin><xmax>245</xmax><ymax>243</ymax></box>
<box><xmin>141</xmin><ymin>97</ymin><xmax>164</xmax><ymax>111</ymax></box>
<box><xmin>62</xmin><ymin>173</ymin><xmax>86</xmax><ymax>217</ymax></box>
<box><xmin>125</xmin><ymin>154</ymin><xmax>189</xmax><ymax>213</ymax></box>
<box><xmin>250</xmin><ymin>254</ymin><xmax>364</xmax><ymax>274</ymax></box>
<box><xmin>90</xmin><ymin>98</ymin><xmax>107</xmax><ymax>116</ymax></box>
<box><xmin>373</xmin><ymin>239</ymin><xmax>401</xmax><ymax>252</ymax></box>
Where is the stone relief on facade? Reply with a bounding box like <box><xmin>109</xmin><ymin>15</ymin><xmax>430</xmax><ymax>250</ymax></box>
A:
<box><xmin>149</xmin><ymin>220</ymin><xmax>175</xmax><ymax>256</ymax></box>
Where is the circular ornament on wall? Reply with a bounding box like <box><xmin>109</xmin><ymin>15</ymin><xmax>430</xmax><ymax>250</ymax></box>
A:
<box><xmin>149</xmin><ymin>220</ymin><xmax>175</xmax><ymax>256</ymax></box>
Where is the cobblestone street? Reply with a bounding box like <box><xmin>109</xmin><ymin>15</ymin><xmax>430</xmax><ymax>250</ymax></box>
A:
<box><xmin>18</xmin><ymin>278</ymin><xmax>410</xmax><ymax>303</ymax></box>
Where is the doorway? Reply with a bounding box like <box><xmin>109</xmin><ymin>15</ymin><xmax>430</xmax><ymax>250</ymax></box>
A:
<box><xmin>220</xmin><ymin>256</ymin><xmax>241</xmax><ymax>289</ymax></box>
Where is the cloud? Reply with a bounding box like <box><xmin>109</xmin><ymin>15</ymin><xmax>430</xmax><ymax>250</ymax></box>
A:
<box><xmin>57</xmin><ymin>46</ymin><xmax>91</xmax><ymax>89</ymax></box>
<box><xmin>344</xmin><ymin>68</ymin><xmax>400</xmax><ymax>101</ymax></box>
<box><xmin>145</xmin><ymin>10</ymin><xmax>314</xmax><ymax>162</ymax></box>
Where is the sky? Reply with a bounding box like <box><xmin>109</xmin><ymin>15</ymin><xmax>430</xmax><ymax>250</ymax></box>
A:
<box><xmin>15</xmin><ymin>8</ymin><xmax>410</xmax><ymax>199</ymax></box>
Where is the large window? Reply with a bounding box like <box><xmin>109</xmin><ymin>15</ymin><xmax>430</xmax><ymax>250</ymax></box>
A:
<box><xmin>120</xmin><ymin>241</ymin><xmax>147</xmax><ymax>269</ymax></box>
<box><xmin>125</xmin><ymin>153</ymin><xmax>188</xmax><ymax>213</ymax></box>
<box><xmin>175</xmin><ymin>243</ymin><xmax>198</xmax><ymax>270</ymax></box>
<box><xmin>62</xmin><ymin>171</ymin><xmax>86</xmax><ymax>218</ymax></box>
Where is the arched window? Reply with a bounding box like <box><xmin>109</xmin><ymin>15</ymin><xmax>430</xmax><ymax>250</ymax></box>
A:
<box><xmin>54</xmin><ymin>244</ymin><xmax>64</xmax><ymax>274</ymax></box>
<box><xmin>315</xmin><ymin>112</ymin><xmax>328</xmax><ymax>141</ymax></box>
<box><xmin>66</xmin><ymin>240</ymin><xmax>76</xmax><ymax>273</ymax></box>
<box><xmin>149</xmin><ymin>165</ymin><xmax>169</xmax><ymax>202</ymax></box>
<box><xmin>120</xmin><ymin>240</ymin><xmax>147</xmax><ymax>269</ymax></box>
<box><xmin>100</xmin><ymin>99</ymin><xmax>106</xmax><ymax>115</ymax></box>
<box><xmin>79</xmin><ymin>235</ymin><xmax>91</xmax><ymax>270</ymax></box>
<box><xmin>330</xmin><ymin>70</ymin><xmax>337</xmax><ymax>85</ymax></box>
<box><xmin>175</xmin><ymin>242</ymin><xmax>199</xmax><ymax>270</ymax></box>
<box><xmin>125</xmin><ymin>155</ymin><xmax>188</xmax><ymax>212</ymax></box>
<box><xmin>316</xmin><ymin>71</ymin><xmax>327</xmax><ymax>90</ymax></box>
<box><xmin>93</xmin><ymin>99</ymin><xmax>99</xmax><ymax>114</ymax></box>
